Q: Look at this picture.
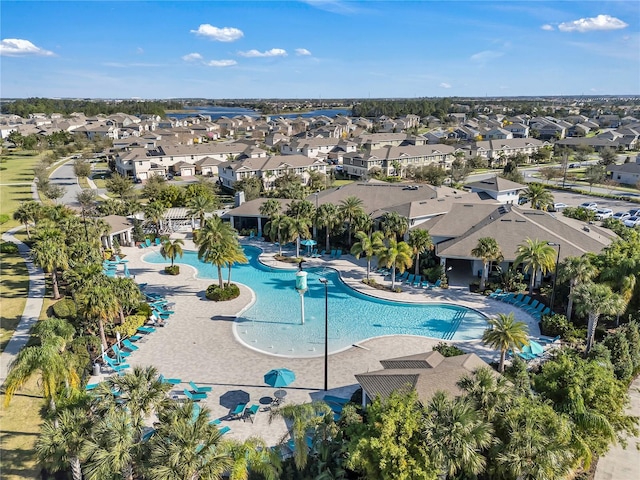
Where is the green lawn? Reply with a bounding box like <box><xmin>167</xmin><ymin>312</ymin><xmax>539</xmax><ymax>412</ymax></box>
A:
<box><xmin>333</xmin><ymin>179</ymin><xmax>354</xmax><ymax>187</ymax></box>
<box><xmin>0</xmin><ymin>150</ymin><xmax>44</xmax><ymax>234</ymax></box>
<box><xmin>0</xmin><ymin>251</ymin><xmax>29</xmax><ymax>353</ymax></box>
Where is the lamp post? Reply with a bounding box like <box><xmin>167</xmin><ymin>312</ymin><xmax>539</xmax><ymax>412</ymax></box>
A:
<box><xmin>319</xmin><ymin>277</ymin><xmax>329</xmax><ymax>391</ymax></box>
<box><xmin>548</xmin><ymin>242</ymin><xmax>561</xmax><ymax>311</ymax></box>
<box><xmin>313</xmin><ymin>191</ymin><xmax>319</xmax><ymax>240</ymax></box>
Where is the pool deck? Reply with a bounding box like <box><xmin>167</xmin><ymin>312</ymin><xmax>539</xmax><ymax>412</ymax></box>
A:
<box><xmin>92</xmin><ymin>235</ymin><xmax>541</xmax><ymax>446</ymax></box>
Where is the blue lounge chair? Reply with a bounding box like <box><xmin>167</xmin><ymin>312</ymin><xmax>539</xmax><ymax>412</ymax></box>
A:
<box><xmin>104</xmin><ymin>356</ymin><xmax>129</xmax><ymax>372</ymax></box>
<box><xmin>536</xmin><ymin>307</ymin><xmax>552</xmax><ymax>318</ymax></box>
<box><xmin>209</xmin><ymin>418</ymin><xmax>221</xmax><ymax>425</ymax></box>
<box><xmin>428</xmin><ymin>279</ymin><xmax>442</xmax><ymax>289</ymax></box>
<box><xmin>413</xmin><ymin>275</ymin><xmax>423</xmax><ymax>287</ymax></box>
<box><xmin>129</xmin><ymin>334</ymin><xmax>143</xmax><ymax>342</ymax></box>
<box><xmin>85</xmin><ymin>383</ymin><xmax>99</xmax><ymax>391</ymax></box>
<box><xmin>159</xmin><ymin>374</ymin><xmax>181</xmax><ymax>385</ymax></box>
<box><xmin>189</xmin><ymin>381</ymin><xmax>212</xmax><ymax>393</ymax></box>
<box><xmin>138</xmin><ymin>243</ymin><xmax>146</xmax><ymax>249</ymax></box>
<box><xmin>112</xmin><ymin>344</ymin><xmax>131</xmax><ymax>363</ymax></box>
<box><xmin>421</xmin><ymin>279</ymin><xmax>431</xmax><ymax>288</ymax></box>
<box><xmin>145</xmin><ymin>238</ymin><xmax>152</xmax><ymax>247</ymax></box>
<box><xmin>244</xmin><ymin>404</ymin><xmax>260</xmax><ymax>423</ymax></box>
<box><xmin>499</xmin><ymin>293</ymin><xmax>515</xmax><ymax>303</ymax></box>
<box><xmin>184</xmin><ymin>389</ymin><xmax>207</xmax><ymax>401</ymax></box>
<box><xmin>515</xmin><ymin>296</ymin><xmax>533</xmax><ymax>308</ymax></box>
<box><xmin>122</xmin><ymin>339</ymin><xmax>139</xmax><ymax>351</ymax></box>
<box><xmin>335</xmin><ymin>249</ymin><xmax>342</xmax><ymax>259</ymax></box>
<box><xmin>523</xmin><ymin>300</ymin><xmax>540</xmax><ymax>313</ymax></box>
<box><xmin>219</xmin><ymin>426</ymin><xmax>231</xmax><ymax>435</ymax></box>
<box><xmin>231</xmin><ymin>402</ymin><xmax>247</xmax><ymax>419</ymax></box>
<box><xmin>405</xmin><ymin>274</ymin><xmax>415</xmax><ymax>285</ymax></box>
<box><xmin>330</xmin><ymin>249</ymin><xmax>337</xmax><ymax>258</ymax></box>
<box><xmin>114</xmin><ymin>255</ymin><xmax>128</xmax><ymax>263</ymax></box>
<box><xmin>137</xmin><ymin>326</ymin><xmax>156</xmax><ymax>334</ymax></box>
<box><xmin>488</xmin><ymin>288</ymin><xmax>503</xmax><ymax>298</ymax></box>
<box><xmin>318</xmin><ymin>250</ymin><xmax>326</xmax><ymax>257</ymax></box>
<box><xmin>155</xmin><ymin>238</ymin><xmax>161</xmax><ymax>246</ymax></box>
<box><xmin>506</xmin><ymin>293</ymin><xmax>524</xmax><ymax>305</ymax></box>
<box><xmin>396</xmin><ymin>271</ymin><xmax>409</xmax><ymax>282</ymax></box>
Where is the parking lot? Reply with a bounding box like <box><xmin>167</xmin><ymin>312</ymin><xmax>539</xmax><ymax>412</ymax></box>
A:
<box><xmin>548</xmin><ymin>188</ymin><xmax>640</xmax><ymax>215</ymax></box>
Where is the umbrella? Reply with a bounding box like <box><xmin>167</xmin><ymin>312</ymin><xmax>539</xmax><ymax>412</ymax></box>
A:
<box><xmin>264</xmin><ymin>368</ymin><xmax>296</xmax><ymax>388</ymax></box>
<box><xmin>529</xmin><ymin>340</ymin><xmax>545</xmax><ymax>356</ymax></box>
<box><xmin>300</xmin><ymin>239</ymin><xmax>317</xmax><ymax>246</ymax></box>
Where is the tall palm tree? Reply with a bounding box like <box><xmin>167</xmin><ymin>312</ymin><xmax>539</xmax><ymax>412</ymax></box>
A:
<box><xmin>457</xmin><ymin>367</ymin><xmax>514</xmax><ymax>422</ymax></box>
<box><xmin>557</xmin><ymin>255</ymin><xmax>597</xmax><ymax>320</ymax></box>
<box><xmin>351</xmin><ymin>231</ymin><xmax>385</xmax><ymax>281</ymax></box>
<box><xmin>422</xmin><ymin>391</ymin><xmax>493</xmax><ymax>479</ymax></box>
<box><xmin>338</xmin><ymin>196</ymin><xmax>365</xmax><ymax>246</ymax></box>
<box><xmin>514</xmin><ymin>238</ymin><xmax>557</xmax><ymax>294</ymax></box>
<box><xmin>315</xmin><ymin>203</ymin><xmax>340</xmax><ymax>252</ymax></box>
<box><xmin>482</xmin><ymin>312</ymin><xmax>529</xmax><ymax>373</ymax></box>
<box><xmin>194</xmin><ymin>215</ymin><xmax>235</xmax><ymax>257</ymax></box>
<box><xmin>572</xmin><ymin>282</ymin><xmax>625</xmax><ymax>353</ymax></box>
<box><xmin>259</xmin><ymin>198</ymin><xmax>282</xmax><ymax>220</ymax></box>
<box><xmin>109</xmin><ymin>277</ymin><xmax>143</xmax><ymax>324</ymax></box>
<box><xmin>63</xmin><ymin>263</ymin><xmax>108</xmax><ymax>301</ymax></box>
<box><xmin>13</xmin><ymin>201</ymin><xmax>40</xmax><ymax>239</ymax></box>
<box><xmin>288</xmin><ymin>216</ymin><xmax>312</xmax><ymax>258</ymax></box>
<box><xmin>264</xmin><ymin>215</ymin><xmax>294</xmax><ymax>256</ymax></box>
<box><xmin>352</xmin><ymin>211</ymin><xmax>373</xmax><ymax>235</ymax></box>
<box><xmin>377</xmin><ymin>239</ymin><xmax>413</xmax><ymax>289</ymax></box>
<box><xmin>144</xmin><ymin>201</ymin><xmax>167</xmax><ymax>237</ymax></box>
<box><xmin>36</xmin><ymin>408</ymin><xmax>91</xmax><ymax>480</ymax></box>
<box><xmin>521</xmin><ymin>182</ymin><xmax>554</xmax><ymax>210</ymax></box>
<box><xmin>225</xmin><ymin>242</ymin><xmax>248</xmax><ymax>287</ymax></box>
<box><xmin>203</xmin><ymin>243</ymin><xmax>229</xmax><ymax>289</ymax></box>
<box><xmin>379</xmin><ymin>211</ymin><xmax>409</xmax><ymax>241</ymax></box>
<box><xmin>31</xmin><ymin>228</ymin><xmax>69</xmax><ymax>299</ymax></box>
<box><xmin>160</xmin><ymin>238</ymin><xmax>185</xmax><ymax>267</ymax></box>
<box><xmin>225</xmin><ymin>437</ymin><xmax>281</xmax><ymax>480</ymax></box>
<box><xmin>407</xmin><ymin>229</ymin><xmax>433</xmax><ymax>277</ymax></box>
<box><xmin>186</xmin><ymin>195</ymin><xmax>215</xmax><ymax>230</ymax></box>
<box><xmin>82</xmin><ymin>284</ymin><xmax>120</xmax><ymax>351</ymax></box>
<box><xmin>471</xmin><ymin>237</ymin><xmax>503</xmax><ymax>291</ymax></box>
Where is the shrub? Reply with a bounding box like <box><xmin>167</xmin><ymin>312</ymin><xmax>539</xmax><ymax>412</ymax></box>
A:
<box><xmin>114</xmin><ymin>314</ymin><xmax>147</xmax><ymax>337</ymax></box>
<box><xmin>164</xmin><ymin>265</ymin><xmax>180</xmax><ymax>275</ymax></box>
<box><xmin>0</xmin><ymin>242</ymin><xmax>19</xmax><ymax>254</ymax></box>
<box><xmin>0</xmin><ymin>214</ymin><xmax>9</xmax><ymax>225</ymax></box>
<box><xmin>433</xmin><ymin>342</ymin><xmax>465</xmax><ymax>357</ymax></box>
<box><xmin>423</xmin><ymin>265</ymin><xmax>444</xmax><ymax>283</ymax></box>
<box><xmin>206</xmin><ymin>283</ymin><xmax>240</xmax><ymax>301</ymax></box>
<box><xmin>52</xmin><ymin>298</ymin><xmax>77</xmax><ymax>320</ymax></box>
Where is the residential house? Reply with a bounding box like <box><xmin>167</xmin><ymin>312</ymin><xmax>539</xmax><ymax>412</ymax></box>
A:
<box><xmin>503</xmin><ymin>123</ymin><xmax>530</xmax><ymax>138</ymax></box>
<box><xmin>484</xmin><ymin>128</ymin><xmax>513</xmax><ymax>140</ymax></box>
<box><xmin>606</xmin><ymin>162</ymin><xmax>640</xmax><ymax>185</ymax></box>
<box><xmin>467</xmin><ymin>138</ymin><xmax>549</xmax><ymax>162</ymax></box>
<box><xmin>465</xmin><ymin>175</ymin><xmax>525</xmax><ymax>205</ymax></box>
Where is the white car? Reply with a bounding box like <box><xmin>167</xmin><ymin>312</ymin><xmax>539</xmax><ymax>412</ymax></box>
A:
<box><xmin>623</xmin><ymin>216</ymin><xmax>640</xmax><ymax>227</ymax></box>
<box><xmin>595</xmin><ymin>208</ymin><xmax>613</xmax><ymax>220</ymax></box>
<box><xmin>612</xmin><ymin>212</ymin><xmax>631</xmax><ymax>221</ymax></box>
<box><xmin>579</xmin><ymin>202</ymin><xmax>598</xmax><ymax>211</ymax></box>
<box><xmin>551</xmin><ymin>202</ymin><xmax>568</xmax><ymax>211</ymax></box>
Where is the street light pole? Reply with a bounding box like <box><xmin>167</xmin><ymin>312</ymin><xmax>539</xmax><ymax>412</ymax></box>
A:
<box><xmin>548</xmin><ymin>242</ymin><xmax>561</xmax><ymax>311</ymax></box>
<box><xmin>313</xmin><ymin>191</ymin><xmax>319</xmax><ymax>240</ymax></box>
<box><xmin>319</xmin><ymin>278</ymin><xmax>329</xmax><ymax>391</ymax></box>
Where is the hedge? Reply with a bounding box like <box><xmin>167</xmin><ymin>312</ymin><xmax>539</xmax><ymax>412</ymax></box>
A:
<box><xmin>52</xmin><ymin>298</ymin><xmax>77</xmax><ymax>320</ymax></box>
<box><xmin>165</xmin><ymin>265</ymin><xmax>180</xmax><ymax>275</ymax></box>
<box><xmin>114</xmin><ymin>314</ymin><xmax>147</xmax><ymax>337</ymax></box>
<box><xmin>0</xmin><ymin>242</ymin><xmax>19</xmax><ymax>254</ymax></box>
<box><xmin>206</xmin><ymin>283</ymin><xmax>240</xmax><ymax>301</ymax></box>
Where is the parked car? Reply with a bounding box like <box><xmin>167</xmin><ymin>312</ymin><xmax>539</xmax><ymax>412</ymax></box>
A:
<box><xmin>628</xmin><ymin>208</ymin><xmax>640</xmax><ymax>217</ymax></box>
<box><xmin>612</xmin><ymin>211</ymin><xmax>631</xmax><ymax>221</ymax></box>
<box><xmin>579</xmin><ymin>202</ymin><xmax>598</xmax><ymax>211</ymax></box>
<box><xmin>595</xmin><ymin>208</ymin><xmax>613</xmax><ymax>220</ymax></box>
<box><xmin>551</xmin><ymin>202</ymin><xmax>568</xmax><ymax>211</ymax></box>
<box><xmin>623</xmin><ymin>216</ymin><xmax>640</xmax><ymax>228</ymax></box>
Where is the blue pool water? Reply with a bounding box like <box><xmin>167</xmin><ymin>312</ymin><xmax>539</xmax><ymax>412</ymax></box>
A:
<box><xmin>144</xmin><ymin>246</ymin><xmax>487</xmax><ymax>357</ymax></box>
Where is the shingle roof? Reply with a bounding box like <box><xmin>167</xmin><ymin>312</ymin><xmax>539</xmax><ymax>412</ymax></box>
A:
<box><xmin>466</xmin><ymin>175</ymin><xmax>525</xmax><ymax>193</ymax></box>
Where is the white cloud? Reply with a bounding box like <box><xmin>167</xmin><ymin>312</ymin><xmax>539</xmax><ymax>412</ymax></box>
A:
<box><xmin>190</xmin><ymin>24</ymin><xmax>244</xmax><ymax>42</ymax></box>
<box><xmin>541</xmin><ymin>24</ymin><xmax>554</xmax><ymax>31</ymax></box>
<box><xmin>558</xmin><ymin>14</ymin><xmax>628</xmax><ymax>33</ymax></box>
<box><xmin>0</xmin><ymin>38</ymin><xmax>54</xmax><ymax>57</ymax></box>
<box><xmin>204</xmin><ymin>59</ymin><xmax>237</xmax><ymax>67</ymax></box>
<box><xmin>182</xmin><ymin>53</ymin><xmax>203</xmax><ymax>62</ymax></box>
<box><xmin>238</xmin><ymin>48</ymin><xmax>287</xmax><ymax>58</ymax></box>
<box><xmin>470</xmin><ymin>50</ymin><xmax>504</xmax><ymax>63</ymax></box>
<box><xmin>295</xmin><ymin>48</ymin><xmax>312</xmax><ymax>56</ymax></box>
<box><xmin>439</xmin><ymin>82</ymin><xmax>452</xmax><ymax>89</ymax></box>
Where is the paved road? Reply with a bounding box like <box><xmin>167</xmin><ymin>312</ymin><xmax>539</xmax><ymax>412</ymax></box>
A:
<box><xmin>49</xmin><ymin>158</ymin><xmax>83</xmax><ymax>206</ymax></box>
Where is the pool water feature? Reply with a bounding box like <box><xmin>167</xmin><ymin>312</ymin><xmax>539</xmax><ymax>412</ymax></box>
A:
<box><xmin>144</xmin><ymin>246</ymin><xmax>487</xmax><ymax>357</ymax></box>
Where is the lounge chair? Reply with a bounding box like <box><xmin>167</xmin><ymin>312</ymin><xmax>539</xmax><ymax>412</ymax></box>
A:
<box><xmin>515</xmin><ymin>296</ymin><xmax>533</xmax><ymax>308</ymax></box>
<box><xmin>137</xmin><ymin>326</ymin><xmax>156</xmax><ymax>334</ymax></box>
<box><xmin>421</xmin><ymin>279</ymin><xmax>431</xmax><ymax>288</ymax></box>
<box><xmin>413</xmin><ymin>275</ymin><xmax>423</xmax><ymax>287</ymax></box>
<box><xmin>129</xmin><ymin>334</ymin><xmax>143</xmax><ymax>342</ymax></box>
<box><xmin>244</xmin><ymin>404</ymin><xmax>260</xmax><ymax>423</ymax></box>
<box><xmin>506</xmin><ymin>293</ymin><xmax>524</xmax><ymax>305</ymax></box>
<box><xmin>183</xmin><ymin>389</ymin><xmax>207</xmax><ymax>401</ymax></box>
<box><xmin>427</xmin><ymin>279</ymin><xmax>442</xmax><ymax>289</ymax></box>
<box><xmin>219</xmin><ymin>426</ymin><xmax>231</xmax><ymax>435</ymax></box>
<box><xmin>523</xmin><ymin>300</ymin><xmax>540</xmax><ymax>313</ymax></box>
<box><xmin>189</xmin><ymin>381</ymin><xmax>212</xmax><ymax>393</ymax></box>
<box><xmin>318</xmin><ymin>250</ymin><xmax>326</xmax><ymax>257</ymax></box>
<box><xmin>104</xmin><ymin>356</ymin><xmax>129</xmax><ymax>372</ymax></box>
<box><xmin>191</xmin><ymin>403</ymin><xmax>202</xmax><ymax>423</ymax></box>
<box><xmin>396</xmin><ymin>271</ymin><xmax>409</xmax><ymax>282</ymax></box>
<box><xmin>499</xmin><ymin>293</ymin><xmax>515</xmax><ymax>303</ymax></box>
<box><xmin>159</xmin><ymin>374</ymin><xmax>181</xmax><ymax>385</ymax></box>
<box><xmin>330</xmin><ymin>249</ymin><xmax>337</xmax><ymax>258</ymax></box>
<box><xmin>405</xmin><ymin>274</ymin><xmax>415</xmax><ymax>285</ymax></box>
<box><xmin>231</xmin><ymin>402</ymin><xmax>247</xmax><ymax>420</ymax></box>
<box><xmin>85</xmin><ymin>383</ymin><xmax>100</xmax><ymax>391</ymax></box>
<box><xmin>209</xmin><ymin>418</ymin><xmax>221</xmax><ymax>425</ymax></box>
<box><xmin>122</xmin><ymin>339</ymin><xmax>139</xmax><ymax>351</ymax></box>
<box><xmin>145</xmin><ymin>239</ymin><xmax>152</xmax><ymax>247</ymax></box>
<box><xmin>335</xmin><ymin>249</ymin><xmax>342</xmax><ymax>259</ymax></box>
<box><xmin>154</xmin><ymin>238</ymin><xmax>161</xmax><ymax>246</ymax></box>
<box><xmin>536</xmin><ymin>307</ymin><xmax>552</xmax><ymax>318</ymax></box>
<box><xmin>138</xmin><ymin>243</ymin><xmax>146</xmax><ymax>249</ymax></box>
<box><xmin>114</xmin><ymin>255</ymin><xmax>128</xmax><ymax>263</ymax></box>
<box><xmin>488</xmin><ymin>288</ymin><xmax>503</xmax><ymax>298</ymax></box>
<box><xmin>112</xmin><ymin>345</ymin><xmax>131</xmax><ymax>363</ymax></box>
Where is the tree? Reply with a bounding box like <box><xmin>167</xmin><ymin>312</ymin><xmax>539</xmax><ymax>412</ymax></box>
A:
<box><xmin>44</xmin><ymin>184</ymin><xmax>66</xmax><ymax>203</ymax></box>
<box><xmin>76</xmin><ymin>189</ymin><xmax>97</xmax><ymax>213</ymax></box>
<box><xmin>36</xmin><ymin>408</ymin><xmax>91</xmax><ymax>480</ymax></box>
<box><xmin>264</xmin><ymin>215</ymin><xmax>294</xmax><ymax>256</ymax></box>
<box><xmin>471</xmin><ymin>237</ymin><xmax>503</xmax><ymax>291</ymax></box>
<box><xmin>351</xmin><ymin>231</ymin><xmax>385</xmax><ymax>281</ymax></box>
<box><xmin>521</xmin><ymin>182</ymin><xmax>554</xmax><ymax>210</ymax></box>
<box><xmin>160</xmin><ymin>238</ymin><xmax>184</xmax><ymax>268</ymax></box>
<box><xmin>482</xmin><ymin>312</ymin><xmax>529</xmax><ymax>372</ymax></box>
<box><xmin>377</xmin><ymin>239</ymin><xmax>413</xmax><ymax>289</ymax></box>
<box><xmin>82</xmin><ymin>285</ymin><xmax>120</xmax><ymax>351</ymax></box>
<box><xmin>288</xmin><ymin>216</ymin><xmax>312</xmax><ymax>257</ymax></box>
<box><xmin>584</xmin><ymin>164</ymin><xmax>606</xmax><ymax>191</ymax></box>
<box><xmin>144</xmin><ymin>201</ymin><xmax>167</xmax><ymax>237</ymax></box>
<box><xmin>379</xmin><ymin>211</ymin><xmax>409</xmax><ymax>241</ymax></box>
<box><xmin>315</xmin><ymin>203</ymin><xmax>340</xmax><ymax>253</ymax></box>
<box><xmin>73</xmin><ymin>158</ymin><xmax>92</xmax><ymax>178</ymax></box>
<box><xmin>258</xmin><ymin>198</ymin><xmax>282</xmax><ymax>220</ymax></box>
<box><xmin>234</xmin><ymin>176</ymin><xmax>262</xmax><ymax>201</ymax></box>
<box><xmin>141</xmin><ymin>175</ymin><xmax>168</xmax><ymax>202</ymax></box>
<box><xmin>194</xmin><ymin>215</ymin><xmax>237</xmax><ymax>288</ymax></box>
<box><xmin>186</xmin><ymin>195</ymin><xmax>215</xmax><ymax>230</ymax></box>
<box><xmin>407</xmin><ymin>229</ymin><xmax>433</xmax><ymax>277</ymax></box>
<box><xmin>338</xmin><ymin>196</ymin><xmax>365</xmax><ymax>246</ymax></box>
<box><xmin>557</xmin><ymin>255</ymin><xmax>597</xmax><ymax>320</ymax></box>
<box><xmin>109</xmin><ymin>277</ymin><xmax>142</xmax><ymax>324</ymax></box>
<box><xmin>225</xmin><ymin>241</ymin><xmax>248</xmax><ymax>287</ymax></box>
<box><xmin>539</xmin><ymin>166</ymin><xmax>563</xmax><ymax>184</ymax></box>
<box><xmin>599</xmin><ymin>148</ymin><xmax>617</xmax><ymax>166</ymax></box>
<box><xmin>31</xmin><ymin>228</ymin><xmax>69</xmax><ymax>299</ymax></box>
<box><xmin>12</xmin><ymin>200</ymin><xmax>40</xmax><ymax>239</ymax></box>
<box><xmin>422</xmin><ymin>391</ymin><xmax>493</xmax><ymax>479</ymax></box>
<box><xmin>514</xmin><ymin>238</ymin><xmax>557</xmax><ymax>294</ymax></box>
<box><xmin>572</xmin><ymin>282</ymin><xmax>625</xmax><ymax>353</ymax></box>
<box><xmin>105</xmin><ymin>173</ymin><xmax>135</xmax><ymax>200</ymax></box>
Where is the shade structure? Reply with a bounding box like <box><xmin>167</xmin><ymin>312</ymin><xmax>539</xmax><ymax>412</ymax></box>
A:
<box><xmin>300</xmin><ymin>239</ymin><xmax>317</xmax><ymax>246</ymax></box>
<box><xmin>264</xmin><ymin>368</ymin><xmax>296</xmax><ymax>388</ymax></box>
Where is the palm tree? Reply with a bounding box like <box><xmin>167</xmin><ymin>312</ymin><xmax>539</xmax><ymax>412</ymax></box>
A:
<box><xmin>482</xmin><ymin>312</ymin><xmax>529</xmax><ymax>373</ymax></box>
<box><xmin>203</xmin><ymin>243</ymin><xmax>229</xmax><ymax>289</ymax></box>
<box><xmin>288</xmin><ymin>216</ymin><xmax>312</xmax><ymax>258</ymax></box>
<box><xmin>63</xmin><ymin>263</ymin><xmax>108</xmax><ymax>301</ymax></box>
<box><xmin>315</xmin><ymin>203</ymin><xmax>340</xmax><ymax>252</ymax></box>
<box><xmin>109</xmin><ymin>277</ymin><xmax>142</xmax><ymax>325</ymax></box>
<box><xmin>36</xmin><ymin>408</ymin><xmax>91</xmax><ymax>480</ymax></box>
<box><xmin>259</xmin><ymin>198</ymin><xmax>282</xmax><ymax>220</ymax></box>
<box><xmin>338</xmin><ymin>196</ymin><xmax>365</xmax><ymax>246</ymax></box>
<box><xmin>31</xmin><ymin>228</ymin><xmax>69</xmax><ymax>299</ymax></box>
<box><xmin>225</xmin><ymin>437</ymin><xmax>281</xmax><ymax>480</ymax></box>
<box><xmin>572</xmin><ymin>282</ymin><xmax>625</xmax><ymax>353</ymax></box>
<box><xmin>377</xmin><ymin>239</ymin><xmax>413</xmax><ymax>289</ymax></box>
<box><xmin>194</xmin><ymin>215</ymin><xmax>238</xmax><ymax>287</ymax></box>
<box><xmin>471</xmin><ymin>237</ymin><xmax>503</xmax><ymax>291</ymax></box>
<box><xmin>521</xmin><ymin>182</ymin><xmax>554</xmax><ymax>210</ymax></box>
<box><xmin>558</xmin><ymin>255</ymin><xmax>597</xmax><ymax>320</ymax></box>
<box><xmin>422</xmin><ymin>391</ymin><xmax>493</xmax><ymax>479</ymax></box>
<box><xmin>144</xmin><ymin>201</ymin><xmax>167</xmax><ymax>237</ymax></box>
<box><xmin>379</xmin><ymin>211</ymin><xmax>409</xmax><ymax>241</ymax></box>
<box><xmin>514</xmin><ymin>238</ymin><xmax>557</xmax><ymax>294</ymax></box>
<box><xmin>351</xmin><ymin>231</ymin><xmax>385</xmax><ymax>281</ymax></box>
<box><xmin>82</xmin><ymin>284</ymin><xmax>120</xmax><ymax>351</ymax></box>
<box><xmin>186</xmin><ymin>195</ymin><xmax>215</xmax><ymax>230</ymax></box>
<box><xmin>264</xmin><ymin>215</ymin><xmax>294</xmax><ymax>256</ymax></box>
<box><xmin>407</xmin><ymin>229</ymin><xmax>433</xmax><ymax>277</ymax></box>
<box><xmin>225</xmin><ymin>242</ymin><xmax>248</xmax><ymax>287</ymax></box>
<box><xmin>160</xmin><ymin>238</ymin><xmax>185</xmax><ymax>267</ymax></box>
<box><xmin>457</xmin><ymin>367</ymin><xmax>514</xmax><ymax>422</ymax></box>
<box><xmin>13</xmin><ymin>201</ymin><xmax>40</xmax><ymax>239</ymax></box>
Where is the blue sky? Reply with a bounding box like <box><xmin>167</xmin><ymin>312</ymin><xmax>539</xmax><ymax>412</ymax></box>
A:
<box><xmin>1</xmin><ymin>1</ymin><xmax>638</xmax><ymax>99</ymax></box>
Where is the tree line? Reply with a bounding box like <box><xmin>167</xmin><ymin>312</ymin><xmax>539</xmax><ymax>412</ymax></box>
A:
<box><xmin>1</xmin><ymin>98</ymin><xmax>184</xmax><ymax>117</ymax></box>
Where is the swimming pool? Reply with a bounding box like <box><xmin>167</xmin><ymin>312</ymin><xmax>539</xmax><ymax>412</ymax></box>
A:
<box><xmin>144</xmin><ymin>245</ymin><xmax>487</xmax><ymax>357</ymax></box>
